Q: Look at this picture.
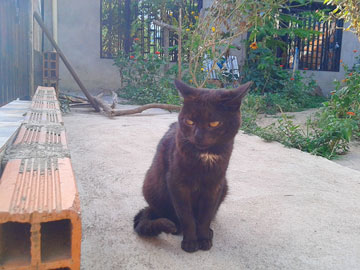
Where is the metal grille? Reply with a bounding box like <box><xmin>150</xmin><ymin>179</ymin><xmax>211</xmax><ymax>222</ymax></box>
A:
<box><xmin>0</xmin><ymin>0</ymin><xmax>30</xmax><ymax>106</ymax></box>
<box><xmin>279</xmin><ymin>4</ymin><xmax>343</xmax><ymax>72</ymax></box>
<box><xmin>100</xmin><ymin>0</ymin><xmax>202</xmax><ymax>61</ymax></box>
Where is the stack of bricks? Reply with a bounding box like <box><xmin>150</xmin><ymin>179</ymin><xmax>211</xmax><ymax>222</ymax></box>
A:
<box><xmin>0</xmin><ymin>87</ymin><xmax>81</xmax><ymax>270</ymax></box>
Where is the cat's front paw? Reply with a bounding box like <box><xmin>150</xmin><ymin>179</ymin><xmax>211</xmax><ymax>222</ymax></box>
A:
<box><xmin>198</xmin><ymin>228</ymin><xmax>213</xmax><ymax>250</ymax></box>
<box><xmin>198</xmin><ymin>238</ymin><xmax>213</xmax><ymax>250</ymax></box>
<box><xmin>181</xmin><ymin>239</ymin><xmax>199</xmax><ymax>253</ymax></box>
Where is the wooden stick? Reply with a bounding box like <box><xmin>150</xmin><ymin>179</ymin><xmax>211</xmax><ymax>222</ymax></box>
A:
<box><xmin>33</xmin><ymin>12</ymin><xmax>100</xmax><ymax>112</ymax></box>
<box><xmin>93</xmin><ymin>97</ymin><xmax>181</xmax><ymax>117</ymax></box>
<box><xmin>93</xmin><ymin>96</ymin><xmax>113</xmax><ymax>116</ymax></box>
<box><xmin>112</xmin><ymin>104</ymin><xmax>181</xmax><ymax>116</ymax></box>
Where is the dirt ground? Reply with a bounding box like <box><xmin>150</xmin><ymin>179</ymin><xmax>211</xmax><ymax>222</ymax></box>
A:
<box><xmin>63</xmin><ymin>106</ymin><xmax>360</xmax><ymax>270</ymax></box>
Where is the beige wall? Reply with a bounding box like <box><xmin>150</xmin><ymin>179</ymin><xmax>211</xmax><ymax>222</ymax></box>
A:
<box><xmin>45</xmin><ymin>0</ymin><xmax>121</xmax><ymax>94</ymax></box>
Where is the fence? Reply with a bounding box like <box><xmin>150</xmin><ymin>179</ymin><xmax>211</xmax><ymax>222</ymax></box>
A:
<box><xmin>279</xmin><ymin>4</ymin><xmax>343</xmax><ymax>72</ymax></box>
<box><xmin>0</xmin><ymin>0</ymin><xmax>31</xmax><ymax>106</ymax></box>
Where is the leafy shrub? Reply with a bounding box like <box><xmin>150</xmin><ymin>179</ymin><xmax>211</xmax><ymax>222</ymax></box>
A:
<box><xmin>241</xmin><ymin>43</ymin><xmax>324</xmax><ymax>114</ymax></box>
<box><xmin>114</xmin><ymin>43</ymin><xmax>180</xmax><ymax>105</ymax></box>
<box><xmin>241</xmin><ymin>56</ymin><xmax>360</xmax><ymax>159</ymax></box>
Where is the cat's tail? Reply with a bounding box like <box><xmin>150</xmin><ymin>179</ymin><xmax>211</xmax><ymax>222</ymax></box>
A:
<box><xmin>134</xmin><ymin>207</ymin><xmax>177</xmax><ymax>236</ymax></box>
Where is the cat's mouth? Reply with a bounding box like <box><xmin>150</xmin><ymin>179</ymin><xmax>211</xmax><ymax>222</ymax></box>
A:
<box><xmin>194</xmin><ymin>143</ymin><xmax>211</xmax><ymax>151</ymax></box>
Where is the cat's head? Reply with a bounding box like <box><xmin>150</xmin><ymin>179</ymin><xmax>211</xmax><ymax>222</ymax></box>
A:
<box><xmin>174</xmin><ymin>79</ymin><xmax>252</xmax><ymax>151</ymax></box>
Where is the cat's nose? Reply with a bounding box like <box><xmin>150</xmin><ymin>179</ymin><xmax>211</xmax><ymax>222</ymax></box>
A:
<box><xmin>194</xmin><ymin>128</ymin><xmax>205</xmax><ymax>143</ymax></box>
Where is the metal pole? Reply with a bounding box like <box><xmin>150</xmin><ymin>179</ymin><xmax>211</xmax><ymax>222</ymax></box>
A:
<box><xmin>29</xmin><ymin>0</ymin><xmax>35</xmax><ymax>97</ymax></box>
<box><xmin>52</xmin><ymin>0</ymin><xmax>58</xmax><ymax>44</ymax></box>
<box><xmin>33</xmin><ymin>12</ymin><xmax>100</xmax><ymax>112</ymax></box>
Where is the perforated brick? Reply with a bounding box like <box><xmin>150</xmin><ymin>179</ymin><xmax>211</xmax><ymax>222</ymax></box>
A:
<box><xmin>0</xmin><ymin>86</ymin><xmax>81</xmax><ymax>270</ymax></box>
<box><xmin>24</xmin><ymin>110</ymin><xmax>63</xmax><ymax>125</ymax></box>
<box><xmin>0</xmin><ymin>158</ymin><xmax>81</xmax><ymax>270</ymax></box>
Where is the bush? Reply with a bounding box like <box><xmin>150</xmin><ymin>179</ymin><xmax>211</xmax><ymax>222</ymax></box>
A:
<box><xmin>241</xmin><ymin>43</ymin><xmax>324</xmax><ymax>114</ymax></box>
<box><xmin>241</xmin><ymin>56</ymin><xmax>360</xmax><ymax>159</ymax></box>
<box><xmin>114</xmin><ymin>43</ymin><xmax>181</xmax><ymax>105</ymax></box>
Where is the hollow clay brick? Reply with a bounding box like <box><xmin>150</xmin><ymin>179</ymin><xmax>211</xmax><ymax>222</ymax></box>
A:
<box><xmin>23</xmin><ymin>110</ymin><xmax>63</xmax><ymax>125</ymax></box>
<box><xmin>14</xmin><ymin>125</ymin><xmax>67</xmax><ymax>148</ymax></box>
<box><xmin>0</xmin><ymin>158</ymin><xmax>81</xmax><ymax>270</ymax></box>
<box><xmin>0</xmin><ymin>86</ymin><xmax>80</xmax><ymax>270</ymax></box>
<box><xmin>32</xmin><ymin>87</ymin><xmax>57</xmax><ymax>101</ymax></box>
<box><xmin>31</xmin><ymin>100</ymin><xmax>60</xmax><ymax>111</ymax></box>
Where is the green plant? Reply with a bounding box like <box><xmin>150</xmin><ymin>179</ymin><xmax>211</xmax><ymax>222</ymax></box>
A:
<box><xmin>59</xmin><ymin>94</ymin><xmax>71</xmax><ymax>113</ymax></box>
<box><xmin>318</xmin><ymin>56</ymin><xmax>360</xmax><ymax>139</ymax></box>
<box><xmin>114</xmin><ymin>43</ymin><xmax>181</xmax><ymax>105</ymax></box>
<box><xmin>241</xmin><ymin>56</ymin><xmax>360</xmax><ymax>159</ymax></box>
<box><xmin>242</xmin><ymin>45</ymin><xmax>289</xmax><ymax>94</ymax></box>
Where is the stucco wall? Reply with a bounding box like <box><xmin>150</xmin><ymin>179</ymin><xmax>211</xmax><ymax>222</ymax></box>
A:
<box><xmin>51</xmin><ymin>0</ymin><xmax>121</xmax><ymax>93</ymax></box>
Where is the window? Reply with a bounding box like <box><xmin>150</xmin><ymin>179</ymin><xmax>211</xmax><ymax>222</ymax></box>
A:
<box><xmin>278</xmin><ymin>3</ymin><xmax>343</xmax><ymax>72</ymax></box>
<box><xmin>100</xmin><ymin>0</ymin><xmax>202</xmax><ymax>61</ymax></box>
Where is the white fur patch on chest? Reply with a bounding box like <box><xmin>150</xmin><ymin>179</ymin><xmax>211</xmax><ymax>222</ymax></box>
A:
<box><xmin>199</xmin><ymin>153</ymin><xmax>221</xmax><ymax>166</ymax></box>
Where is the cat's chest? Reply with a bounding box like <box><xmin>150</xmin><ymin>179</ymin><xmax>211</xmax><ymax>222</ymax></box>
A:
<box><xmin>198</xmin><ymin>152</ymin><xmax>222</xmax><ymax>166</ymax></box>
<box><xmin>175</xmin><ymin>151</ymin><xmax>227</xmax><ymax>178</ymax></box>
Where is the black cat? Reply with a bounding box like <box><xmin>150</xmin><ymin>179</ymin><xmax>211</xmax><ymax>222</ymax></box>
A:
<box><xmin>134</xmin><ymin>79</ymin><xmax>252</xmax><ymax>252</ymax></box>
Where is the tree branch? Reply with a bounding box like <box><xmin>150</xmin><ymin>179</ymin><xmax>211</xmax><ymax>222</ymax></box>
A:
<box><xmin>153</xmin><ymin>20</ymin><xmax>178</xmax><ymax>32</ymax></box>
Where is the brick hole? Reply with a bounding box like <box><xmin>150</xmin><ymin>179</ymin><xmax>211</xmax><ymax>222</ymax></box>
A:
<box><xmin>41</xmin><ymin>219</ymin><xmax>71</xmax><ymax>262</ymax></box>
<box><xmin>48</xmin><ymin>268</ymin><xmax>71</xmax><ymax>270</ymax></box>
<box><xmin>0</xmin><ymin>222</ymin><xmax>31</xmax><ymax>267</ymax></box>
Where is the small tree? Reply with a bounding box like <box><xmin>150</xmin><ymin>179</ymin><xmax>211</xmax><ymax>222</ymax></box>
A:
<box><xmin>324</xmin><ymin>0</ymin><xmax>360</xmax><ymax>39</ymax></box>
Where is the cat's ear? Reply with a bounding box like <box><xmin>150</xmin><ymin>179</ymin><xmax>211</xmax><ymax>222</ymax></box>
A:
<box><xmin>220</xmin><ymin>81</ymin><xmax>253</xmax><ymax>110</ymax></box>
<box><xmin>174</xmin><ymin>79</ymin><xmax>199</xmax><ymax>99</ymax></box>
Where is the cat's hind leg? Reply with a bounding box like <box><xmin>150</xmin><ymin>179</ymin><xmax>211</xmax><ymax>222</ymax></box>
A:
<box><xmin>134</xmin><ymin>207</ymin><xmax>177</xmax><ymax>236</ymax></box>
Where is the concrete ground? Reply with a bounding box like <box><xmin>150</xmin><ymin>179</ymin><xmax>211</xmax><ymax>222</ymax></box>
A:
<box><xmin>63</xmin><ymin>106</ymin><xmax>360</xmax><ymax>270</ymax></box>
<box><xmin>0</xmin><ymin>100</ymin><xmax>31</xmax><ymax>151</ymax></box>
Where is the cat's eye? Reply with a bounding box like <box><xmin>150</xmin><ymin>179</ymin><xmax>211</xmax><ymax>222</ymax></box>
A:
<box><xmin>209</xmin><ymin>121</ymin><xmax>220</xmax><ymax>128</ymax></box>
<box><xmin>185</xmin><ymin>119</ymin><xmax>194</xmax><ymax>125</ymax></box>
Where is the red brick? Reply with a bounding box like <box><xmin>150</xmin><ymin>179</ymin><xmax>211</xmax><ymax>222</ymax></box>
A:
<box><xmin>31</xmin><ymin>100</ymin><xmax>60</xmax><ymax>111</ymax></box>
<box><xmin>24</xmin><ymin>110</ymin><xmax>63</xmax><ymax>125</ymax></box>
<box><xmin>14</xmin><ymin>125</ymin><xmax>67</xmax><ymax>148</ymax></box>
<box><xmin>0</xmin><ymin>158</ymin><xmax>81</xmax><ymax>270</ymax></box>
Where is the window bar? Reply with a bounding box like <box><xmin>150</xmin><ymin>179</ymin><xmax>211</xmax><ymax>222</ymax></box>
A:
<box><xmin>332</xmin><ymin>20</ymin><xmax>342</xmax><ymax>71</ymax></box>
<box><xmin>299</xmin><ymin>17</ymin><xmax>306</xmax><ymax>69</ymax></box>
<box><xmin>335</xmin><ymin>19</ymin><xmax>344</xmax><ymax>71</ymax></box>
<box><xmin>119</xmin><ymin>0</ymin><xmax>124</xmax><ymax>56</ymax></box>
<box><xmin>286</xmin><ymin>38</ymin><xmax>292</xmax><ymax>69</ymax></box>
<box><xmin>108</xmin><ymin>1</ymin><xmax>114</xmax><ymax>57</ymax></box>
<box><xmin>140</xmin><ymin>6</ymin><xmax>145</xmax><ymax>56</ymax></box>
<box><xmin>319</xmin><ymin>22</ymin><xmax>326</xmax><ymax>71</ymax></box>
<box><xmin>329</xmin><ymin>21</ymin><xmax>335</xmax><ymax>71</ymax></box>
<box><xmin>100</xmin><ymin>0</ymin><xmax>104</xmax><ymax>58</ymax></box>
<box><xmin>333</xmin><ymin>21</ymin><xmax>338</xmax><ymax>71</ymax></box>
<box><xmin>288</xmin><ymin>19</ymin><xmax>294</xmax><ymax>69</ymax></box>
<box><xmin>310</xmin><ymin>19</ymin><xmax>316</xmax><ymax>70</ymax></box>
<box><xmin>305</xmin><ymin>16</ymin><xmax>311</xmax><ymax>69</ymax></box>
<box><xmin>323</xmin><ymin>21</ymin><xmax>330</xmax><ymax>71</ymax></box>
<box><xmin>289</xmin><ymin>19</ymin><xmax>295</xmax><ymax>69</ymax></box>
<box><xmin>280</xmin><ymin>33</ymin><xmax>289</xmax><ymax>68</ymax></box>
<box><xmin>149</xmin><ymin>14</ymin><xmax>154</xmax><ymax>54</ymax></box>
<box><xmin>123</xmin><ymin>0</ymin><xmax>131</xmax><ymax>54</ymax></box>
<box><xmin>314</xmin><ymin>22</ymin><xmax>321</xmax><ymax>70</ymax></box>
